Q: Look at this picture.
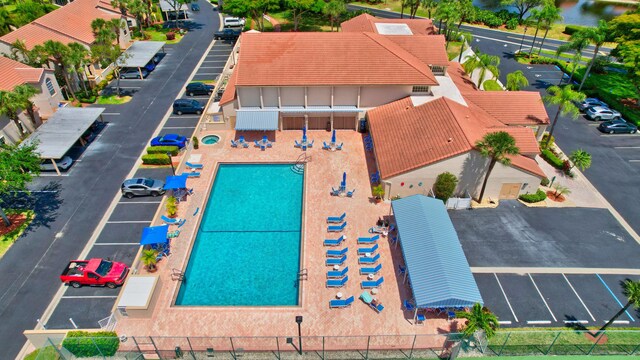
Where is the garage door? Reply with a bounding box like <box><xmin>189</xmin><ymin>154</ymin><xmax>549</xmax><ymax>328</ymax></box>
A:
<box><xmin>333</xmin><ymin>115</ymin><xmax>356</xmax><ymax>130</ymax></box>
<box><xmin>282</xmin><ymin>116</ymin><xmax>304</xmax><ymax>130</ymax></box>
<box><xmin>308</xmin><ymin>117</ymin><xmax>330</xmax><ymax>130</ymax></box>
<box><xmin>499</xmin><ymin>183</ymin><xmax>521</xmax><ymax>199</ymax></box>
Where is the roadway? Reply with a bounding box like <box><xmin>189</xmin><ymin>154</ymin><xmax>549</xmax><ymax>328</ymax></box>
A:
<box><xmin>0</xmin><ymin>2</ymin><xmax>221</xmax><ymax>358</ymax></box>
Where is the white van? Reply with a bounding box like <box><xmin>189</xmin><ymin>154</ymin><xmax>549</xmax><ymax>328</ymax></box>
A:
<box><xmin>223</xmin><ymin>17</ymin><xmax>245</xmax><ymax>28</ymax></box>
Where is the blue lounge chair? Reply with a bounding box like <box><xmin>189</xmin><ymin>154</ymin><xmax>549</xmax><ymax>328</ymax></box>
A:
<box><xmin>239</xmin><ymin>136</ymin><xmax>246</xmax><ymax>143</ymax></box>
<box><xmin>307</xmin><ymin>140</ymin><xmax>314</xmax><ymax>148</ymax></box>
<box><xmin>327</xmin><ymin>222</ymin><xmax>347</xmax><ymax>232</ymax></box>
<box><xmin>161</xmin><ymin>215</ymin><xmax>185</xmax><ymax>227</ymax></box>
<box><xmin>185</xmin><ymin>161</ymin><xmax>203</xmax><ymax>169</ymax></box>
<box><xmin>347</xmin><ymin>189</ymin><xmax>355</xmax><ymax>197</ymax></box>
<box><xmin>361</xmin><ymin>277</ymin><xmax>384</xmax><ymax>289</ymax></box>
<box><xmin>323</xmin><ymin>141</ymin><xmax>331</xmax><ymax>150</ymax></box>
<box><xmin>230</xmin><ymin>139</ymin><xmax>238</xmax><ymax>148</ymax></box>
<box><xmin>358</xmin><ymin>244</ymin><xmax>378</xmax><ymax>255</ymax></box>
<box><xmin>326</xmin><ymin>275</ymin><xmax>348</xmax><ymax>288</ymax></box>
<box><xmin>330</xmin><ymin>187</ymin><xmax>342</xmax><ymax>196</ymax></box>
<box><xmin>327</xmin><ymin>212</ymin><xmax>346</xmax><ymax>223</ymax></box>
<box><xmin>398</xmin><ymin>264</ymin><xmax>406</xmax><ymax>275</ymax></box>
<box><xmin>403</xmin><ymin>300</ymin><xmax>415</xmax><ymax>311</ymax></box>
<box><xmin>329</xmin><ymin>296</ymin><xmax>354</xmax><ymax>308</ymax></box>
<box><xmin>358</xmin><ymin>253</ymin><xmax>380</xmax><ymax>264</ymax></box>
<box><xmin>327</xmin><ymin>266</ymin><xmax>348</xmax><ymax>278</ymax></box>
<box><xmin>360</xmin><ymin>263</ymin><xmax>382</xmax><ymax>275</ymax></box>
<box><xmin>357</xmin><ymin>234</ymin><xmax>379</xmax><ymax>244</ymax></box>
<box><xmin>336</xmin><ymin>142</ymin><xmax>343</xmax><ymax>150</ymax></box>
<box><xmin>326</xmin><ymin>255</ymin><xmax>346</xmax><ymax>266</ymax></box>
<box><xmin>187</xmin><ymin>172</ymin><xmax>200</xmax><ymax>178</ymax></box>
<box><xmin>416</xmin><ymin>313</ymin><xmax>426</xmax><ymax>325</ymax></box>
<box><xmin>369</xmin><ymin>226</ymin><xmax>387</xmax><ymax>235</ymax></box>
<box><xmin>326</xmin><ymin>247</ymin><xmax>348</xmax><ymax>257</ymax></box>
<box><xmin>294</xmin><ymin>140</ymin><xmax>302</xmax><ymax>148</ymax></box>
<box><xmin>360</xmin><ymin>291</ymin><xmax>384</xmax><ymax>313</ymax></box>
<box><xmin>323</xmin><ymin>235</ymin><xmax>345</xmax><ymax>246</ymax></box>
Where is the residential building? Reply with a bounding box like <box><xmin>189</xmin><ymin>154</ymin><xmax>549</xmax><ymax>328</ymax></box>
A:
<box><xmin>0</xmin><ymin>57</ymin><xmax>64</xmax><ymax>145</ymax></box>
<box><xmin>341</xmin><ymin>13</ymin><xmax>437</xmax><ymax>35</ymax></box>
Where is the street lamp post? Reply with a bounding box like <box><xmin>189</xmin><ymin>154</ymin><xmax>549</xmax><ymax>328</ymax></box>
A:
<box><xmin>167</xmin><ymin>152</ymin><xmax>175</xmax><ymax>175</ymax></box>
<box><xmin>518</xmin><ymin>26</ymin><xmax>528</xmax><ymax>53</ymax></box>
<box><xmin>295</xmin><ymin>316</ymin><xmax>303</xmax><ymax>355</ymax></box>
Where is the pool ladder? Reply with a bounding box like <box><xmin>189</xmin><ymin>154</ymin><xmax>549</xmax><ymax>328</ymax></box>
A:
<box><xmin>291</xmin><ymin>154</ymin><xmax>310</xmax><ymax>174</ymax></box>
<box><xmin>298</xmin><ymin>268</ymin><xmax>308</xmax><ymax>281</ymax></box>
<box><xmin>171</xmin><ymin>268</ymin><xmax>186</xmax><ymax>282</ymax></box>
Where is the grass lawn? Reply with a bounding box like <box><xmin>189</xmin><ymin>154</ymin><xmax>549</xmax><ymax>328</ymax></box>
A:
<box><xmin>0</xmin><ymin>210</ymin><xmax>34</xmax><ymax>258</ymax></box>
<box><xmin>538</xmin><ymin>48</ymin><xmax>592</xmax><ymax>63</ymax></box>
<box><xmin>143</xmin><ymin>28</ymin><xmax>183</xmax><ymax>44</ymax></box>
<box><xmin>482</xmin><ymin>79</ymin><xmax>503</xmax><ymax>91</ymax></box>
<box><xmin>24</xmin><ymin>346</ymin><xmax>60</xmax><ymax>360</ymax></box>
<box><xmin>267</xmin><ymin>10</ymin><xmax>333</xmax><ymax>32</ymax></box>
<box><xmin>97</xmin><ymin>95</ymin><xmax>132</xmax><ymax>105</ymax></box>
<box><xmin>447</xmin><ymin>41</ymin><xmax>463</xmax><ymax>61</ymax></box>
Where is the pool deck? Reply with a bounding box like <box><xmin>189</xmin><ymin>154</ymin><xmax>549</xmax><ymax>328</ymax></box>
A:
<box><xmin>115</xmin><ymin>130</ymin><xmax>459</xmax><ymax>350</ymax></box>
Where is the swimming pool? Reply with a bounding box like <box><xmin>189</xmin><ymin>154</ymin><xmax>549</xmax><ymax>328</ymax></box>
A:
<box><xmin>175</xmin><ymin>163</ymin><xmax>304</xmax><ymax>306</ymax></box>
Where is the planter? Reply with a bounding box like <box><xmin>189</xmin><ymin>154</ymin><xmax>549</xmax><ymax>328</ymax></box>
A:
<box><xmin>146</xmin><ymin>264</ymin><xmax>158</xmax><ymax>273</ymax></box>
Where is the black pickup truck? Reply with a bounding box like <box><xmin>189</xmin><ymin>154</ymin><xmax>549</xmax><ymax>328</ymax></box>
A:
<box><xmin>214</xmin><ymin>28</ymin><xmax>241</xmax><ymax>41</ymax></box>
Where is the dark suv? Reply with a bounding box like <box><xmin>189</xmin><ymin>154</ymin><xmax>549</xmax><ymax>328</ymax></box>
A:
<box><xmin>173</xmin><ymin>99</ymin><xmax>204</xmax><ymax>115</ymax></box>
<box><xmin>186</xmin><ymin>82</ymin><xmax>214</xmax><ymax>96</ymax></box>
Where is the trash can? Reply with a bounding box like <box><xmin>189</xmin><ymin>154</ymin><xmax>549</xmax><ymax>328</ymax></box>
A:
<box><xmin>359</xmin><ymin>119</ymin><xmax>367</xmax><ymax>133</ymax></box>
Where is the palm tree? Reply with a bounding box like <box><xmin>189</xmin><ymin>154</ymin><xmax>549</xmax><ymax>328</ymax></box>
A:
<box><xmin>456</xmin><ymin>303</ymin><xmax>500</xmax><ymax>339</ymax></box>
<box><xmin>37</xmin><ymin>40</ymin><xmax>77</xmax><ymax>101</ymax></box>
<box><xmin>556</xmin><ymin>34</ymin><xmax>589</xmax><ymax>85</ymax></box>
<box><xmin>0</xmin><ymin>8</ymin><xmax>12</xmax><ymax>36</ymax></box>
<box><xmin>420</xmin><ymin>0</ymin><xmax>438</xmax><ymax>18</ymax></box>
<box><xmin>599</xmin><ymin>280</ymin><xmax>640</xmax><ymax>333</ymax></box>
<box><xmin>12</xmin><ymin>85</ymin><xmax>39</xmax><ymax>125</ymax></box>
<box><xmin>65</xmin><ymin>43</ymin><xmax>90</xmax><ymax>93</ymax></box>
<box><xmin>475</xmin><ymin>131</ymin><xmax>520</xmax><ymax>202</ymax></box>
<box><xmin>323</xmin><ymin>0</ymin><xmax>346</xmax><ymax>32</ymax></box>
<box><xmin>577</xmin><ymin>20</ymin><xmax>609</xmax><ymax>91</ymax></box>
<box><xmin>506</xmin><ymin>70</ymin><xmax>529</xmax><ymax>91</ymax></box>
<box><xmin>527</xmin><ymin>8</ymin><xmax>542</xmax><ymax>58</ymax></box>
<box><xmin>457</xmin><ymin>31</ymin><xmax>473</xmax><ymax>63</ymax></box>
<box><xmin>542</xmin><ymin>85</ymin><xmax>585</xmax><ymax>147</ymax></box>
<box><xmin>537</xmin><ymin>2</ymin><xmax>562</xmax><ymax>56</ymax></box>
<box><xmin>568</xmin><ymin>149</ymin><xmax>592</xmax><ymax>171</ymax></box>
<box><xmin>463</xmin><ymin>51</ymin><xmax>500</xmax><ymax>88</ymax></box>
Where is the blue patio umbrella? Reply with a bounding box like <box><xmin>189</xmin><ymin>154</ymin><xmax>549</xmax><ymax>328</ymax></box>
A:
<box><xmin>164</xmin><ymin>173</ymin><xmax>188</xmax><ymax>190</ymax></box>
<box><xmin>140</xmin><ymin>225</ymin><xmax>169</xmax><ymax>245</ymax></box>
<box><xmin>341</xmin><ymin>172</ymin><xmax>347</xmax><ymax>188</ymax></box>
<box><xmin>331</xmin><ymin>129</ymin><xmax>336</xmax><ymax>144</ymax></box>
<box><xmin>302</xmin><ymin>126</ymin><xmax>307</xmax><ymax>143</ymax></box>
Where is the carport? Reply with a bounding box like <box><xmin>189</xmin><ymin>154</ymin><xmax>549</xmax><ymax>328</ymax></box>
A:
<box><xmin>391</xmin><ymin>195</ymin><xmax>483</xmax><ymax>317</ymax></box>
<box><xmin>23</xmin><ymin>107</ymin><xmax>105</xmax><ymax>175</ymax></box>
<box><xmin>159</xmin><ymin>0</ymin><xmax>188</xmax><ymax>20</ymax></box>
<box><xmin>117</xmin><ymin>41</ymin><xmax>166</xmax><ymax>79</ymax></box>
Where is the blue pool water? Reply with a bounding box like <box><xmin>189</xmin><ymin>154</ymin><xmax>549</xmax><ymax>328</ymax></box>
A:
<box><xmin>175</xmin><ymin>164</ymin><xmax>304</xmax><ymax>306</ymax></box>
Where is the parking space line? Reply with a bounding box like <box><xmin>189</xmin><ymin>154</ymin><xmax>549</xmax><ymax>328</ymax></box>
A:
<box><xmin>197</xmin><ymin>72</ymin><xmax>220</xmax><ymax>75</ymax></box>
<box><xmin>612</xmin><ymin>320</ymin><xmax>630</xmax><ymax>324</ymax></box>
<box><xmin>629</xmin><ymin>160</ymin><xmax>640</xmax><ymax>163</ymax></box>
<box><xmin>105</xmin><ymin>220</ymin><xmax>150</xmax><ymax>224</ymax></box>
<box><xmin>102</xmin><ymin>113</ymin><xmax>121</xmax><ymax>116</ymax></box>
<box><xmin>170</xmin><ymin>115</ymin><xmax>200</xmax><ymax>118</ymax></box>
<box><xmin>61</xmin><ymin>296</ymin><xmax>119</xmax><ymax>299</ymax></box>
<box><xmin>38</xmin><ymin>173</ymin><xmax>70</xmax><ymax>177</ymax></box>
<box><xmin>494</xmin><ymin>273</ymin><xmax>519</xmax><ymax>322</ymax></box>
<box><xmin>164</xmin><ymin>126</ymin><xmax>197</xmax><ymax>129</ymax></box>
<box><xmin>498</xmin><ymin>321</ymin><xmax>512</xmax><ymax>325</ymax></box>
<box><xmin>528</xmin><ymin>273</ymin><xmax>557</xmax><ymax>322</ymax></box>
<box><xmin>118</xmin><ymin>201</ymin><xmax>161</xmax><ymax>204</ymax></box>
<box><xmin>93</xmin><ymin>242</ymin><xmax>140</xmax><ymax>245</ymax></box>
<box><xmin>596</xmin><ymin>273</ymin><xmax>635</xmax><ymax>321</ymax></box>
<box><xmin>564</xmin><ymin>320</ymin><xmax>589</xmax><ymax>324</ymax></box>
<box><xmin>562</xmin><ymin>274</ymin><xmax>596</xmax><ymax>321</ymax></box>
<box><xmin>615</xmin><ymin>146</ymin><xmax>640</xmax><ymax>149</ymax></box>
<box><xmin>198</xmin><ymin>66</ymin><xmax>223</xmax><ymax>69</ymax></box>
<box><xmin>526</xmin><ymin>320</ymin><xmax>552</xmax><ymax>325</ymax></box>
<box><xmin>600</xmin><ymin>134</ymin><xmax>639</xmax><ymax>137</ymax></box>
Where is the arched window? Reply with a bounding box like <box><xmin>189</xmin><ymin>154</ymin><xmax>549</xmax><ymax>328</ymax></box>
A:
<box><xmin>46</xmin><ymin>78</ymin><xmax>55</xmax><ymax>95</ymax></box>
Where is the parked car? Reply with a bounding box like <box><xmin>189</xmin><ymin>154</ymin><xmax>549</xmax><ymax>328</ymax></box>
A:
<box><xmin>186</xmin><ymin>82</ymin><xmax>214</xmax><ymax>96</ymax></box>
<box><xmin>152</xmin><ymin>53</ymin><xmax>163</xmax><ymax>64</ymax></box>
<box><xmin>214</xmin><ymin>28</ymin><xmax>241</xmax><ymax>41</ymax></box>
<box><xmin>598</xmin><ymin>120</ymin><xmax>638</xmax><ymax>134</ymax></box>
<box><xmin>144</xmin><ymin>61</ymin><xmax>156</xmax><ymax>72</ymax></box>
<box><xmin>168</xmin><ymin>11</ymin><xmax>188</xmax><ymax>20</ymax></box>
<box><xmin>578</xmin><ymin>98</ymin><xmax>607</xmax><ymax>112</ymax></box>
<box><xmin>40</xmin><ymin>156</ymin><xmax>73</xmax><ymax>171</ymax></box>
<box><xmin>223</xmin><ymin>17</ymin><xmax>245</xmax><ymax>27</ymax></box>
<box><xmin>121</xmin><ymin>178</ymin><xmax>166</xmax><ymax>198</ymax></box>
<box><xmin>191</xmin><ymin>3</ymin><xmax>200</xmax><ymax>11</ymax></box>
<box><xmin>60</xmin><ymin>258</ymin><xmax>129</xmax><ymax>289</ymax></box>
<box><xmin>150</xmin><ymin>133</ymin><xmax>188</xmax><ymax>148</ymax></box>
<box><xmin>119</xmin><ymin>68</ymin><xmax>149</xmax><ymax>79</ymax></box>
<box><xmin>173</xmin><ymin>99</ymin><xmax>204</xmax><ymax>115</ymax></box>
<box><xmin>585</xmin><ymin>106</ymin><xmax>621</xmax><ymax>121</ymax></box>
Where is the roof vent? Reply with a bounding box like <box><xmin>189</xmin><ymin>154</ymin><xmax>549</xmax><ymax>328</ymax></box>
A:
<box><xmin>447</xmin><ymin>138</ymin><xmax>453</xmax><ymax>143</ymax></box>
<box><xmin>405</xmin><ymin>106</ymin><xmax>410</xmax><ymax>110</ymax></box>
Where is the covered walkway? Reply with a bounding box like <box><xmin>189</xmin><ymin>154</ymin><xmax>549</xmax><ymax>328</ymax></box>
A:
<box><xmin>391</xmin><ymin>195</ymin><xmax>483</xmax><ymax>312</ymax></box>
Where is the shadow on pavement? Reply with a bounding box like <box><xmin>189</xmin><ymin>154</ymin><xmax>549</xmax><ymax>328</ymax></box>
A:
<box><xmin>1</xmin><ymin>182</ymin><xmax>64</xmax><ymax>236</ymax></box>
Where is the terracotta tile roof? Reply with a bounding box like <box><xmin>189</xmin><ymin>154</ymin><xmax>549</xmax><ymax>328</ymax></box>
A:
<box><xmin>508</xmin><ymin>154</ymin><xmax>546</xmax><ymax>178</ymax></box>
<box><xmin>341</xmin><ymin>13</ymin><xmax>436</xmax><ymax>35</ymax></box>
<box><xmin>492</xmin><ymin>127</ymin><xmax>540</xmax><ymax>155</ymax></box>
<box><xmin>447</xmin><ymin>62</ymin><xmax>477</xmax><ymax>93</ymax></box>
<box><xmin>0</xmin><ymin>0</ymin><xmax>125</xmax><ymax>49</ymax></box>
<box><xmin>219</xmin><ymin>68</ymin><xmax>238</xmax><ymax>106</ymax></box>
<box><xmin>235</xmin><ymin>32</ymin><xmax>438</xmax><ymax>86</ymax></box>
<box><xmin>384</xmin><ymin>35</ymin><xmax>449</xmax><ymax>67</ymax></box>
<box><xmin>463</xmin><ymin>92</ymin><xmax>550</xmax><ymax>125</ymax></box>
<box><xmin>368</xmin><ymin>96</ymin><xmax>543</xmax><ymax>178</ymax></box>
<box><xmin>0</xmin><ymin>57</ymin><xmax>44</xmax><ymax>91</ymax></box>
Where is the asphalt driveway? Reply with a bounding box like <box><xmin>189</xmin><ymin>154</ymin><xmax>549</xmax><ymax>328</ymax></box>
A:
<box><xmin>450</xmin><ymin>200</ymin><xmax>640</xmax><ymax>268</ymax></box>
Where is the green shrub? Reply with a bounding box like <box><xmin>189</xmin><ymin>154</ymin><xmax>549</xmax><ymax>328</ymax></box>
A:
<box><xmin>563</xmin><ymin>24</ymin><xmax>588</xmax><ymax>35</ymax></box>
<box><xmin>192</xmin><ymin>136</ymin><xmax>199</xmax><ymax>149</ymax></box>
<box><xmin>519</xmin><ymin>189</ymin><xmax>547</xmax><ymax>203</ymax></box>
<box><xmin>434</xmin><ymin>172</ymin><xmax>459</xmax><ymax>202</ymax></box>
<box><xmin>540</xmin><ymin>177</ymin><xmax>550</xmax><ymax>186</ymax></box>
<box><xmin>482</xmin><ymin>79</ymin><xmax>503</xmax><ymax>91</ymax></box>
<box><xmin>495</xmin><ymin>9</ymin><xmax>517</xmax><ymax>22</ymax></box>
<box><xmin>146</xmin><ymin>146</ymin><xmax>179</xmax><ymax>156</ymax></box>
<box><xmin>483</xmin><ymin>14</ymin><xmax>503</xmax><ymax>27</ymax></box>
<box><xmin>541</xmin><ymin>149</ymin><xmax>564</xmax><ymax>169</ymax></box>
<box><xmin>506</xmin><ymin>18</ymin><xmax>518</xmax><ymax>30</ymax></box>
<box><xmin>142</xmin><ymin>154</ymin><xmax>171</xmax><ymax>165</ymax></box>
<box><xmin>62</xmin><ymin>331</ymin><xmax>119</xmax><ymax>357</ymax></box>
<box><xmin>540</xmin><ymin>133</ymin><xmax>555</xmax><ymax>149</ymax></box>
<box><xmin>75</xmin><ymin>91</ymin><xmax>97</xmax><ymax>103</ymax></box>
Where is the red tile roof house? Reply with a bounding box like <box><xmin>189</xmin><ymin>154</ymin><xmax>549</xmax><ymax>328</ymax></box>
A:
<box><xmin>0</xmin><ymin>0</ymin><xmax>136</xmax><ymax>86</ymax></box>
<box><xmin>0</xmin><ymin>57</ymin><xmax>64</xmax><ymax>145</ymax></box>
<box><xmin>218</xmin><ymin>14</ymin><xmax>550</xmax><ymax>201</ymax></box>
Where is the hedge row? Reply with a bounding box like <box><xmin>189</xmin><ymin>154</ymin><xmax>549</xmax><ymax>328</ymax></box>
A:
<box><xmin>146</xmin><ymin>146</ymin><xmax>179</xmax><ymax>156</ymax></box>
<box><xmin>142</xmin><ymin>154</ymin><xmax>171</xmax><ymax>165</ymax></box>
<box><xmin>62</xmin><ymin>331</ymin><xmax>119</xmax><ymax>357</ymax></box>
<box><xmin>541</xmin><ymin>149</ymin><xmax>564</xmax><ymax>169</ymax></box>
<box><xmin>519</xmin><ymin>189</ymin><xmax>547</xmax><ymax>203</ymax></box>
<box><xmin>563</xmin><ymin>24</ymin><xmax>588</xmax><ymax>35</ymax></box>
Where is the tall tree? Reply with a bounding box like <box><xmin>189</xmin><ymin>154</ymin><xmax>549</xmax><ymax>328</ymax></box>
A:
<box><xmin>556</xmin><ymin>33</ymin><xmax>589</xmax><ymax>85</ymax></box>
<box><xmin>609</xmin><ymin>12</ymin><xmax>640</xmax><ymax>84</ymax></box>
<box><xmin>434</xmin><ymin>0</ymin><xmax>457</xmax><ymax>35</ymax></box>
<box><xmin>284</xmin><ymin>0</ymin><xmax>323</xmax><ymax>31</ymax></box>
<box><xmin>407</xmin><ymin>0</ymin><xmax>420</xmax><ymax>18</ymax></box>
<box><xmin>501</xmin><ymin>0</ymin><xmax>544</xmax><ymax>21</ymax></box>
<box><xmin>0</xmin><ymin>8</ymin><xmax>12</xmax><ymax>36</ymax></box>
<box><xmin>323</xmin><ymin>0</ymin><xmax>346</xmax><ymax>31</ymax></box>
<box><xmin>0</xmin><ymin>142</ymin><xmax>42</xmax><ymax>226</ymax></box>
<box><xmin>12</xmin><ymin>85</ymin><xmax>39</xmax><ymax>126</ymax></box>
<box><xmin>35</xmin><ymin>41</ymin><xmax>77</xmax><ymax>101</ymax></box>
<box><xmin>599</xmin><ymin>280</ymin><xmax>640</xmax><ymax>333</ymax></box>
<box><xmin>420</xmin><ymin>0</ymin><xmax>438</xmax><ymax>18</ymax></box>
<box><xmin>536</xmin><ymin>1</ymin><xmax>562</xmax><ymax>56</ymax></box>
<box><xmin>463</xmin><ymin>50</ymin><xmax>500</xmax><ymax>88</ymax></box>
<box><xmin>527</xmin><ymin>8</ymin><xmax>542</xmax><ymax>58</ymax></box>
<box><xmin>506</xmin><ymin>70</ymin><xmax>529</xmax><ymax>91</ymax></box>
<box><xmin>577</xmin><ymin>20</ymin><xmax>609</xmax><ymax>91</ymax></box>
<box><xmin>14</xmin><ymin>1</ymin><xmax>47</xmax><ymax>26</ymax></box>
<box><xmin>65</xmin><ymin>43</ymin><xmax>90</xmax><ymax>93</ymax></box>
<box><xmin>542</xmin><ymin>85</ymin><xmax>585</xmax><ymax>148</ymax></box>
<box><xmin>568</xmin><ymin>149</ymin><xmax>592</xmax><ymax>171</ymax></box>
<box><xmin>475</xmin><ymin>132</ymin><xmax>520</xmax><ymax>202</ymax></box>
<box><xmin>456</xmin><ymin>303</ymin><xmax>500</xmax><ymax>339</ymax></box>
<box><xmin>126</xmin><ymin>0</ymin><xmax>150</xmax><ymax>31</ymax></box>
<box><xmin>457</xmin><ymin>30</ymin><xmax>472</xmax><ymax>62</ymax></box>
<box><xmin>225</xmin><ymin>0</ymin><xmax>280</xmax><ymax>32</ymax></box>
<box><xmin>0</xmin><ymin>86</ymin><xmax>37</xmax><ymax>132</ymax></box>
<box><xmin>455</xmin><ymin>0</ymin><xmax>475</xmax><ymax>29</ymax></box>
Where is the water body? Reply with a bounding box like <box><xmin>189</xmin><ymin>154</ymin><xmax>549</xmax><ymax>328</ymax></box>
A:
<box><xmin>473</xmin><ymin>0</ymin><xmax>636</xmax><ymax>26</ymax></box>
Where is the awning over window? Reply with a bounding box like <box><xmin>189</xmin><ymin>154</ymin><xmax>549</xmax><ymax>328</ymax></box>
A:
<box><xmin>235</xmin><ymin>110</ymin><xmax>279</xmax><ymax>131</ymax></box>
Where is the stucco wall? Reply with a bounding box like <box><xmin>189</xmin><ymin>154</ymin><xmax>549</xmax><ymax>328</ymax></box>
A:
<box><xmin>333</xmin><ymin>86</ymin><xmax>358</xmax><ymax>106</ymax></box>
<box><xmin>360</xmin><ymin>85</ymin><xmax>412</xmax><ymax>108</ymax></box>
<box><xmin>307</xmin><ymin>86</ymin><xmax>331</xmax><ymax>106</ymax></box>
<box><xmin>32</xmin><ymin>71</ymin><xmax>64</xmax><ymax>119</ymax></box>
<box><xmin>237</xmin><ymin>87</ymin><xmax>260</xmax><ymax>107</ymax></box>
<box><xmin>384</xmin><ymin>151</ymin><xmax>540</xmax><ymax>200</ymax></box>
<box><xmin>280</xmin><ymin>87</ymin><xmax>304</xmax><ymax>107</ymax></box>
<box><xmin>262</xmin><ymin>87</ymin><xmax>278</xmax><ymax>107</ymax></box>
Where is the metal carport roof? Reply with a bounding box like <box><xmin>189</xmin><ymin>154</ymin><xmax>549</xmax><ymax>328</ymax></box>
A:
<box><xmin>159</xmin><ymin>0</ymin><xmax>188</xmax><ymax>12</ymax></box>
<box><xmin>23</xmin><ymin>107</ymin><xmax>105</xmax><ymax>159</ymax></box>
<box><xmin>235</xmin><ymin>109</ymin><xmax>279</xmax><ymax>131</ymax></box>
<box><xmin>391</xmin><ymin>195</ymin><xmax>483</xmax><ymax>309</ymax></box>
<box><xmin>118</xmin><ymin>41</ymin><xmax>166</xmax><ymax>68</ymax></box>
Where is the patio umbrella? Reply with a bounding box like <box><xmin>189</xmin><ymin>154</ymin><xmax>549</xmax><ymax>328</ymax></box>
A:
<box><xmin>302</xmin><ymin>126</ymin><xmax>307</xmax><ymax>143</ymax></box>
<box><xmin>331</xmin><ymin>129</ymin><xmax>336</xmax><ymax>144</ymax></box>
<box><xmin>140</xmin><ymin>225</ymin><xmax>169</xmax><ymax>245</ymax></box>
<box><xmin>341</xmin><ymin>172</ymin><xmax>347</xmax><ymax>188</ymax></box>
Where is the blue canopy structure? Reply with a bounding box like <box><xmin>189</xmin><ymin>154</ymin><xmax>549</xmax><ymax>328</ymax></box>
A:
<box><xmin>392</xmin><ymin>195</ymin><xmax>483</xmax><ymax>309</ymax></box>
<box><xmin>140</xmin><ymin>225</ymin><xmax>169</xmax><ymax>245</ymax></box>
<box><xmin>164</xmin><ymin>173</ymin><xmax>188</xmax><ymax>190</ymax></box>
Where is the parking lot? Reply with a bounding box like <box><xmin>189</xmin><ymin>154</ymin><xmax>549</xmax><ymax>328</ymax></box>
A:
<box><xmin>44</xmin><ymin>42</ymin><xmax>232</xmax><ymax>330</ymax></box>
